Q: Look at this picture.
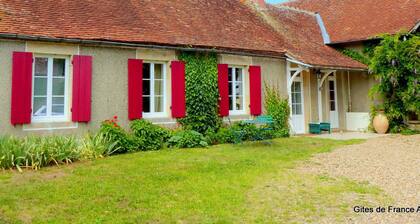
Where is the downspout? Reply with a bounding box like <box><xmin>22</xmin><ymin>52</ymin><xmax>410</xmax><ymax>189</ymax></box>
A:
<box><xmin>309</xmin><ymin>72</ymin><xmax>312</xmax><ymax>122</ymax></box>
<box><xmin>347</xmin><ymin>71</ymin><xmax>352</xmax><ymax>112</ymax></box>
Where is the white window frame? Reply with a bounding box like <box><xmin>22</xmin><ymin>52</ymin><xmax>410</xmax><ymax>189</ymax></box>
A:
<box><xmin>228</xmin><ymin>66</ymin><xmax>246</xmax><ymax>115</ymax></box>
<box><xmin>31</xmin><ymin>55</ymin><xmax>70</xmax><ymax>123</ymax></box>
<box><xmin>142</xmin><ymin>62</ymin><xmax>167</xmax><ymax>118</ymax></box>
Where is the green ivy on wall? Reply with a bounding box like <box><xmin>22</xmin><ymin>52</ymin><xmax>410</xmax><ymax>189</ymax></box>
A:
<box><xmin>338</xmin><ymin>42</ymin><xmax>376</xmax><ymax>65</ymax></box>
<box><xmin>178</xmin><ymin>52</ymin><xmax>222</xmax><ymax>134</ymax></box>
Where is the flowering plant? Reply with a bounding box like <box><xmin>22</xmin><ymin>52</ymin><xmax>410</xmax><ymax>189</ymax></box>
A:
<box><xmin>99</xmin><ymin>115</ymin><xmax>135</xmax><ymax>153</ymax></box>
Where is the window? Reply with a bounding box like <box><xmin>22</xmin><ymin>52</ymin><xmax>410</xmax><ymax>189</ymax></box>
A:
<box><xmin>329</xmin><ymin>80</ymin><xmax>336</xmax><ymax>111</ymax></box>
<box><xmin>143</xmin><ymin>62</ymin><xmax>166</xmax><ymax>116</ymax></box>
<box><xmin>228</xmin><ymin>67</ymin><xmax>245</xmax><ymax>114</ymax></box>
<box><xmin>32</xmin><ymin>56</ymin><xmax>69</xmax><ymax>122</ymax></box>
<box><xmin>291</xmin><ymin>81</ymin><xmax>303</xmax><ymax>115</ymax></box>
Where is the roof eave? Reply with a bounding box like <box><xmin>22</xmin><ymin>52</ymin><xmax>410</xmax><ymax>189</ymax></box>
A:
<box><xmin>0</xmin><ymin>33</ymin><xmax>287</xmax><ymax>59</ymax></box>
<box><xmin>286</xmin><ymin>54</ymin><xmax>367</xmax><ymax>71</ymax></box>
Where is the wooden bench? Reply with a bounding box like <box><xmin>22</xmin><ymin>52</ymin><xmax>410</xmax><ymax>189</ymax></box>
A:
<box><xmin>233</xmin><ymin>116</ymin><xmax>275</xmax><ymax>143</ymax></box>
<box><xmin>309</xmin><ymin>122</ymin><xmax>331</xmax><ymax>134</ymax></box>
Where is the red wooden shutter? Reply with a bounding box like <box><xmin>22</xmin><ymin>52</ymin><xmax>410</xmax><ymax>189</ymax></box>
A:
<box><xmin>249</xmin><ymin>65</ymin><xmax>262</xmax><ymax>116</ymax></box>
<box><xmin>218</xmin><ymin>64</ymin><xmax>229</xmax><ymax>117</ymax></box>
<box><xmin>11</xmin><ymin>52</ymin><xmax>33</xmax><ymax>125</ymax></box>
<box><xmin>171</xmin><ymin>61</ymin><xmax>186</xmax><ymax>118</ymax></box>
<box><xmin>72</xmin><ymin>55</ymin><xmax>92</xmax><ymax>122</ymax></box>
<box><xmin>128</xmin><ymin>59</ymin><xmax>143</xmax><ymax>120</ymax></box>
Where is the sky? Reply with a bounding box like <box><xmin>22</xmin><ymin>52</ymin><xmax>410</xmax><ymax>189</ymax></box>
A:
<box><xmin>266</xmin><ymin>0</ymin><xmax>290</xmax><ymax>4</ymax></box>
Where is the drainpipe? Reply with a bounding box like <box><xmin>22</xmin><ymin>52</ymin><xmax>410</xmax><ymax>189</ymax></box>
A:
<box><xmin>347</xmin><ymin>71</ymin><xmax>352</xmax><ymax>112</ymax></box>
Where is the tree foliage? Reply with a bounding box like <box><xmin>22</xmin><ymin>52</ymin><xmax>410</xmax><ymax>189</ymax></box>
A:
<box><xmin>369</xmin><ymin>32</ymin><xmax>420</xmax><ymax>131</ymax></box>
<box><xmin>177</xmin><ymin>52</ymin><xmax>221</xmax><ymax>133</ymax></box>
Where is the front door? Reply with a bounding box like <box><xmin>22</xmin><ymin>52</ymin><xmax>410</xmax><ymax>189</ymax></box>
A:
<box><xmin>328</xmin><ymin>75</ymin><xmax>339</xmax><ymax>129</ymax></box>
<box><xmin>291</xmin><ymin>77</ymin><xmax>305</xmax><ymax>134</ymax></box>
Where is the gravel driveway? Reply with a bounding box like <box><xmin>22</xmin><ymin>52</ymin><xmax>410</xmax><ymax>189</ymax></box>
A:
<box><xmin>301</xmin><ymin>134</ymin><xmax>420</xmax><ymax>224</ymax></box>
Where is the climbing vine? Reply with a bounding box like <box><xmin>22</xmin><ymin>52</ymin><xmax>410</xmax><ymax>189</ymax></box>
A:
<box><xmin>178</xmin><ymin>52</ymin><xmax>221</xmax><ymax>134</ymax></box>
<box><xmin>338</xmin><ymin>42</ymin><xmax>376</xmax><ymax>65</ymax></box>
<box><xmin>369</xmin><ymin>32</ymin><xmax>420</xmax><ymax>132</ymax></box>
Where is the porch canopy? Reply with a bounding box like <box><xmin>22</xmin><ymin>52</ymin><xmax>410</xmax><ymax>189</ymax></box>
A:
<box><xmin>285</xmin><ymin>55</ymin><xmax>369</xmax><ymax>134</ymax></box>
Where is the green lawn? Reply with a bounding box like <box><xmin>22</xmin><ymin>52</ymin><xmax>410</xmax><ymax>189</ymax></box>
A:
<box><xmin>0</xmin><ymin>137</ymin><xmax>386</xmax><ymax>223</ymax></box>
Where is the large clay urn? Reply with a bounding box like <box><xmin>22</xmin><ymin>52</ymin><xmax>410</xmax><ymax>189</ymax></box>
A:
<box><xmin>373</xmin><ymin>111</ymin><xmax>389</xmax><ymax>134</ymax></box>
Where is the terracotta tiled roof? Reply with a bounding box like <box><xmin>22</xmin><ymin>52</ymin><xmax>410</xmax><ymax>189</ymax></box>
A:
<box><xmin>282</xmin><ymin>0</ymin><xmax>420</xmax><ymax>43</ymax></box>
<box><xmin>0</xmin><ymin>0</ymin><xmax>287</xmax><ymax>56</ymax></box>
<box><xmin>263</xmin><ymin>5</ymin><xmax>366</xmax><ymax>69</ymax></box>
<box><xmin>0</xmin><ymin>0</ymin><xmax>367</xmax><ymax>69</ymax></box>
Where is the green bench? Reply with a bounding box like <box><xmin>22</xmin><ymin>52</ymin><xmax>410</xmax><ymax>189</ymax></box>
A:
<box><xmin>309</xmin><ymin>122</ymin><xmax>331</xmax><ymax>134</ymax></box>
<box><xmin>234</xmin><ymin>116</ymin><xmax>274</xmax><ymax>143</ymax></box>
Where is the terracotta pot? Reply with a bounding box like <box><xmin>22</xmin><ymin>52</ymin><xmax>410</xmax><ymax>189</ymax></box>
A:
<box><xmin>373</xmin><ymin>112</ymin><xmax>389</xmax><ymax>134</ymax></box>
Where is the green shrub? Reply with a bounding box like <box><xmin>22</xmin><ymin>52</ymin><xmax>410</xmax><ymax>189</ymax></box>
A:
<box><xmin>214</xmin><ymin>127</ymin><xmax>235</xmax><ymax>144</ymax></box>
<box><xmin>264</xmin><ymin>84</ymin><xmax>290</xmax><ymax>137</ymax></box>
<box><xmin>204</xmin><ymin>129</ymin><xmax>218</xmax><ymax>145</ymax></box>
<box><xmin>130</xmin><ymin>119</ymin><xmax>171</xmax><ymax>151</ymax></box>
<box><xmin>177</xmin><ymin>52</ymin><xmax>222</xmax><ymax>134</ymax></box>
<box><xmin>0</xmin><ymin>136</ymin><xmax>81</xmax><ymax>171</ymax></box>
<box><xmin>98</xmin><ymin>116</ymin><xmax>135</xmax><ymax>154</ymax></box>
<box><xmin>231</xmin><ymin>122</ymin><xmax>275</xmax><ymax>141</ymax></box>
<box><xmin>167</xmin><ymin>130</ymin><xmax>208</xmax><ymax>148</ymax></box>
<box><xmin>230</xmin><ymin>122</ymin><xmax>259</xmax><ymax>141</ymax></box>
<box><xmin>78</xmin><ymin>134</ymin><xmax>118</xmax><ymax>158</ymax></box>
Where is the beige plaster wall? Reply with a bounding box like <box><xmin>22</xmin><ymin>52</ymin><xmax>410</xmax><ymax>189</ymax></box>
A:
<box><xmin>349</xmin><ymin>71</ymin><xmax>376</xmax><ymax>112</ymax></box>
<box><xmin>1</xmin><ymin>40</ymin><xmax>288</xmax><ymax>135</ymax></box>
<box><xmin>0</xmin><ymin>40</ymin><xmax>26</xmax><ymax>135</ymax></box>
<box><xmin>251</xmin><ymin>56</ymin><xmax>287</xmax><ymax>112</ymax></box>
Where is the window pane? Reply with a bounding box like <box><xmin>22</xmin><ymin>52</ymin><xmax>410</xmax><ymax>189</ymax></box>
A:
<box><xmin>228</xmin><ymin>68</ymin><xmax>233</xmax><ymax>81</ymax></box>
<box><xmin>154</xmin><ymin>96</ymin><xmax>163</xmax><ymax>112</ymax></box>
<box><xmin>34</xmin><ymin>77</ymin><xmax>47</xmax><ymax>96</ymax></box>
<box><xmin>296</xmin><ymin>104</ymin><xmax>302</xmax><ymax>115</ymax></box>
<box><xmin>235</xmin><ymin>68</ymin><xmax>243</xmax><ymax>81</ymax></box>
<box><xmin>154</xmin><ymin>64</ymin><xmax>163</xmax><ymax>79</ymax></box>
<box><xmin>52</xmin><ymin>97</ymin><xmax>64</xmax><ymax>105</ymax></box>
<box><xmin>154</xmin><ymin>80</ymin><xmax>163</xmax><ymax>95</ymax></box>
<box><xmin>228</xmin><ymin>82</ymin><xmax>233</xmax><ymax>96</ymax></box>
<box><xmin>229</xmin><ymin>96</ymin><xmax>233</xmax><ymax>110</ymax></box>
<box><xmin>235</xmin><ymin>96</ymin><xmax>243</xmax><ymax>110</ymax></box>
<box><xmin>293</xmin><ymin>82</ymin><xmax>301</xmax><ymax>92</ymax></box>
<box><xmin>292</xmin><ymin>104</ymin><xmax>296</xmax><ymax>115</ymax></box>
<box><xmin>143</xmin><ymin>97</ymin><xmax>151</xmax><ymax>113</ymax></box>
<box><xmin>35</xmin><ymin>58</ymin><xmax>48</xmax><ymax>77</ymax></box>
<box><xmin>52</xmin><ymin>97</ymin><xmax>65</xmax><ymax>116</ymax></box>
<box><xmin>329</xmin><ymin>80</ymin><xmax>334</xmax><ymax>91</ymax></box>
<box><xmin>143</xmin><ymin>80</ymin><xmax>150</xmax><ymax>95</ymax></box>
<box><xmin>235</xmin><ymin>82</ymin><xmax>243</xmax><ymax>96</ymax></box>
<box><xmin>143</xmin><ymin>63</ymin><xmax>151</xmax><ymax>79</ymax></box>
<box><xmin>33</xmin><ymin>97</ymin><xmax>47</xmax><ymax>117</ymax></box>
<box><xmin>53</xmin><ymin>78</ymin><xmax>65</xmax><ymax>95</ymax></box>
<box><xmin>53</xmin><ymin>59</ymin><xmax>65</xmax><ymax>77</ymax></box>
<box><xmin>330</xmin><ymin>102</ymin><xmax>336</xmax><ymax>111</ymax></box>
<box><xmin>295</xmin><ymin>93</ymin><xmax>302</xmax><ymax>103</ymax></box>
<box><xmin>52</xmin><ymin>105</ymin><xmax>64</xmax><ymax>116</ymax></box>
<box><xmin>329</xmin><ymin>90</ymin><xmax>335</xmax><ymax>101</ymax></box>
